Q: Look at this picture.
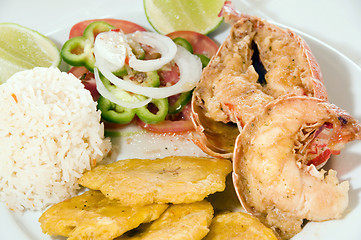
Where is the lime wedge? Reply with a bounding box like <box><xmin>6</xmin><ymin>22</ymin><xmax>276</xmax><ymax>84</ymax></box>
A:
<box><xmin>144</xmin><ymin>0</ymin><xmax>225</xmax><ymax>35</ymax></box>
<box><xmin>0</xmin><ymin>23</ymin><xmax>61</xmax><ymax>84</ymax></box>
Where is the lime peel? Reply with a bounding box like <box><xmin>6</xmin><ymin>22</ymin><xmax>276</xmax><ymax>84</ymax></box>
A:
<box><xmin>144</xmin><ymin>0</ymin><xmax>225</xmax><ymax>35</ymax></box>
<box><xmin>0</xmin><ymin>22</ymin><xmax>61</xmax><ymax>84</ymax></box>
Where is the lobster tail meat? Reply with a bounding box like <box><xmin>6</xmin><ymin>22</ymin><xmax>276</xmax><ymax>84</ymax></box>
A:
<box><xmin>191</xmin><ymin>4</ymin><xmax>327</xmax><ymax>158</ymax></box>
<box><xmin>232</xmin><ymin>96</ymin><xmax>360</xmax><ymax>239</ymax></box>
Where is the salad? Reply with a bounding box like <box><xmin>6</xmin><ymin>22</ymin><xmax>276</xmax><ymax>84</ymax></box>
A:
<box><xmin>61</xmin><ymin>19</ymin><xmax>219</xmax><ymax>134</ymax></box>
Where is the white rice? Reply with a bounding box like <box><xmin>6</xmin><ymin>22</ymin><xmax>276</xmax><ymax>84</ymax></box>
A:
<box><xmin>0</xmin><ymin>67</ymin><xmax>111</xmax><ymax>211</ymax></box>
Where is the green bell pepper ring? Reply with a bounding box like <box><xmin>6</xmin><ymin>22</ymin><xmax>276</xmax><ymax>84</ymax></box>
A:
<box><xmin>196</xmin><ymin>54</ymin><xmax>210</xmax><ymax>68</ymax></box>
<box><xmin>171</xmin><ymin>37</ymin><xmax>210</xmax><ymax>68</ymax></box>
<box><xmin>61</xmin><ymin>21</ymin><xmax>115</xmax><ymax>71</ymax></box>
<box><xmin>136</xmin><ymin>98</ymin><xmax>169</xmax><ymax>124</ymax></box>
<box><xmin>113</xmin><ymin>66</ymin><xmax>128</xmax><ymax>77</ymax></box>
<box><xmin>103</xmin><ymin>71</ymin><xmax>160</xmax><ymax>102</ymax></box>
<box><xmin>97</xmin><ymin>96</ymin><xmax>136</xmax><ymax>124</ymax></box>
<box><xmin>168</xmin><ymin>90</ymin><xmax>193</xmax><ymax>114</ymax></box>
<box><xmin>172</xmin><ymin>37</ymin><xmax>193</xmax><ymax>53</ymax></box>
<box><xmin>100</xmin><ymin>74</ymin><xmax>148</xmax><ymax>103</ymax></box>
<box><xmin>128</xmin><ymin>38</ymin><xmax>146</xmax><ymax>60</ymax></box>
<box><xmin>98</xmin><ymin>72</ymin><xmax>167</xmax><ymax>124</ymax></box>
<box><xmin>140</xmin><ymin>70</ymin><xmax>160</xmax><ymax>87</ymax></box>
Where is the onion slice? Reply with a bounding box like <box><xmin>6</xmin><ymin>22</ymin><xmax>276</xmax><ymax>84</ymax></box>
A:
<box><xmin>94</xmin><ymin>68</ymin><xmax>152</xmax><ymax>109</ymax></box>
<box><xmin>94</xmin><ymin>31</ymin><xmax>128</xmax><ymax>73</ymax></box>
<box><xmin>127</xmin><ymin>31</ymin><xmax>177</xmax><ymax>72</ymax></box>
<box><xmin>97</xmin><ymin>45</ymin><xmax>202</xmax><ymax>99</ymax></box>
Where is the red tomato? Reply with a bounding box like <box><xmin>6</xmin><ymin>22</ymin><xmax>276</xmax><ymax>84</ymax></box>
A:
<box><xmin>136</xmin><ymin>102</ymin><xmax>194</xmax><ymax>133</ymax></box>
<box><xmin>68</xmin><ymin>66</ymin><xmax>92</xmax><ymax>78</ymax></box>
<box><xmin>68</xmin><ymin>18</ymin><xmax>146</xmax><ymax>38</ymax></box>
<box><xmin>68</xmin><ymin>66</ymin><xmax>99</xmax><ymax>101</ymax></box>
<box><xmin>158</xmin><ymin>64</ymin><xmax>179</xmax><ymax>86</ymax></box>
<box><xmin>167</xmin><ymin>30</ymin><xmax>219</xmax><ymax>58</ymax></box>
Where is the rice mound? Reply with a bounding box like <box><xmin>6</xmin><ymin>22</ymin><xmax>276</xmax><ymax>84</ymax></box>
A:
<box><xmin>0</xmin><ymin>67</ymin><xmax>111</xmax><ymax>211</ymax></box>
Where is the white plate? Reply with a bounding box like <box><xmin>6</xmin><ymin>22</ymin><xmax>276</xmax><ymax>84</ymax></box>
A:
<box><xmin>0</xmin><ymin>0</ymin><xmax>361</xmax><ymax>239</ymax></box>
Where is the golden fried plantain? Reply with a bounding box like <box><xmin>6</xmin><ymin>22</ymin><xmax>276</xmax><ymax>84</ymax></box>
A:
<box><xmin>78</xmin><ymin>156</ymin><xmax>232</xmax><ymax>206</ymax></box>
<box><xmin>204</xmin><ymin>212</ymin><xmax>278</xmax><ymax>240</ymax></box>
<box><xmin>118</xmin><ymin>200</ymin><xmax>213</xmax><ymax>240</ymax></box>
<box><xmin>39</xmin><ymin>190</ymin><xmax>168</xmax><ymax>240</ymax></box>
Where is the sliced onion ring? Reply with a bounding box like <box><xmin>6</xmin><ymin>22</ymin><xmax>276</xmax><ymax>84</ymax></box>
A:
<box><xmin>94</xmin><ymin>31</ymin><xmax>128</xmax><ymax>73</ymax></box>
<box><xmin>127</xmin><ymin>31</ymin><xmax>177</xmax><ymax>72</ymax></box>
<box><xmin>97</xmin><ymin>45</ymin><xmax>202</xmax><ymax>99</ymax></box>
<box><xmin>94</xmin><ymin>68</ymin><xmax>152</xmax><ymax>109</ymax></box>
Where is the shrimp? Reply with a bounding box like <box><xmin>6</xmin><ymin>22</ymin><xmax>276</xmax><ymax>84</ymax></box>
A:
<box><xmin>191</xmin><ymin>2</ymin><xmax>327</xmax><ymax>158</ymax></box>
<box><xmin>232</xmin><ymin>96</ymin><xmax>361</xmax><ymax>239</ymax></box>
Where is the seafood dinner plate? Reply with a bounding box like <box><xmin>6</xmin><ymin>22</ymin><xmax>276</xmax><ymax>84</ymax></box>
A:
<box><xmin>0</xmin><ymin>0</ymin><xmax>361</xmax><ymax>239</ymax></box>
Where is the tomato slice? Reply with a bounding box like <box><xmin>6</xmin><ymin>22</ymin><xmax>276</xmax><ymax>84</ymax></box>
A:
<box><xmin>69</xmin><ymin>18</ymin><xmax>146</xmax><ymax>38</ymax></box>
<box><xmin>68</xmin><ymin>66</ymin><xmax>92</xmax><ymax>78</ymax></box>
<box><xmin>159</xmin><ymin>64</ymin><xmax>179</xmax><ymax>86</ymax></box>
<box><xmin>68</xmin><ymin>66</ymin><xmax>99</xmax><ymax>101</ymax></box>
<box><xmin>136</xmin><ymin>101</ymin><xmax>194</xmax><ymax>133</ymax></box>
<box><xmin>167</xmin><ymin>30</ymin><xmax>219</xmax><ymax>58</ymax></box>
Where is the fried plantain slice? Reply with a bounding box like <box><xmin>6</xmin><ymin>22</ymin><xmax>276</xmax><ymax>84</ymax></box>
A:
<box><xmin>118</xmin><ymin>200</ymin><xmax>214</xmax><ymax>240</ymax></box>
<box><xmin>78</xmin><ymin>156</ymin><xmax>232</xmax><ymax>206</ymax></box>
<box><xmin>39</xmin><ymin>190</ymin><xmax>168</xmax><ymax>240</ymax></box>
<box><xmin>203</xmin><ymin>212</ymin><xmax>278</xmax><ymax>240</ymax></box>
